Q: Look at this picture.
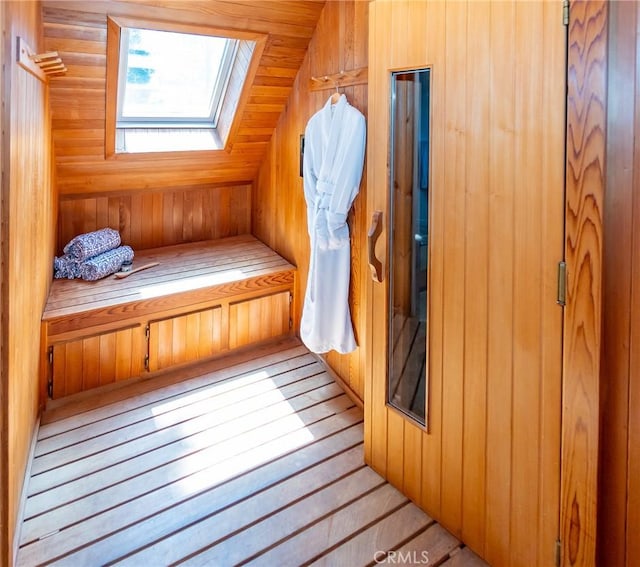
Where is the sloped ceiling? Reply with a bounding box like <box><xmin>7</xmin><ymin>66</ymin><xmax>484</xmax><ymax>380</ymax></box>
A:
<box><xmin>42</xmin><ymin>0</ymin><xmax>326</xmax><ymax>195</ymax></box>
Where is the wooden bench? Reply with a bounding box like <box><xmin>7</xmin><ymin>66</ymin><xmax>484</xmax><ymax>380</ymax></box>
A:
<box><xmin>41</xmin><ymin>235</ymin><xmax>296</xmax><ymax>401</ymax></box>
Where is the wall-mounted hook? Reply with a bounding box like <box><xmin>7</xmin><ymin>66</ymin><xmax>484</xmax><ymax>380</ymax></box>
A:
<box><xmin>309</xmin><ymin>66</ymin><xmax>369</xmax><ymax>93</ymax></box>
<box><xmin>17</xmin><ymin>37</ymin><xmax>67</xmax><ymax>82</ymax></box>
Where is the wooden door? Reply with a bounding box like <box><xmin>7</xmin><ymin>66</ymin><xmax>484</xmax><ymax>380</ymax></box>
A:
<box><xmin>365</xmin><ymin>2</ymin><xmax>566</xmax><ymax>566</ymax></box>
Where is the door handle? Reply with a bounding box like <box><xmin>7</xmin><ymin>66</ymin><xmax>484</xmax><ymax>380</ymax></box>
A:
<box><xmin>368</xmin><ymin>210</ymin><xmax>383</xmax><ymax>283</ymax></box>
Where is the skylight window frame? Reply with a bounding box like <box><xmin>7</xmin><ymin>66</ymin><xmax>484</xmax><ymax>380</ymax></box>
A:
<box><xmin>105</xmin><ymin>16</ymin><xmax>267</xmax><ymax>159</ymax></box>
<box><xmin>115</xmin><ymin>27</ymin><xmax>239</xmax><ymax>129</ymax></box>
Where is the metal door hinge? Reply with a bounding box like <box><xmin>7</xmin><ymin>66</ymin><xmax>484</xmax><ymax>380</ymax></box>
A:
<box><xmin>555</xmin><ymin>538</ymin><xmax>562</xmax><ymax>567</ymax></box>
<box><xmin>145</xmin><ymin>325</ymin><xmax>150</xmax><ymax>339</ymax></box>
<box><xmin>47</xmin><ymin>347</ymin><xmax>54</xmax><ymax>398</ymax></box>
<box><xmin>557</xmin><ymin>261</ymin><xmax>567</xmax><ymax>306</ymax></box>
<box><xmin>289</xmin><ymin>292</ymin><xmax>293</xmax><ymax>328</ymax></box>
<box><xmin>563</xmin><ymin>0</ymin><xmax>569</xmax><ymax>26</ymax></box>
<box><xmin>144</xmin><ymin>354</ymin><xmax>149</xmax><ymax>370</ymax></box>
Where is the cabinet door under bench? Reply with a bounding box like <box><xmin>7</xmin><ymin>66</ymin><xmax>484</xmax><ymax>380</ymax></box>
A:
<box><xmin>48</xmin><ymin>325</ymin><xmax>146</xmax><ymax>399</ymax></box>
<box><xmin>148</xmin><ymin>291</ymin><xmax>293</xmax><ymax>372</ymax></box>
<box><xmin>229</xmin><ymin>291</ymin><xmax>292</xmax><ymax>349</ymax></box>
<box><xmin>147</xmin><ymin>304</ymin><xmax>225</xmax><ymax>372</ymax></box>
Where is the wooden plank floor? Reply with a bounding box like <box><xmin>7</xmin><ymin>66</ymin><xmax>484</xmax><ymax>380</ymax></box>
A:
<box><xmin>17</xmin><ymin>337</ymin><xmax>488</xmax><ymax>567</ymax></box>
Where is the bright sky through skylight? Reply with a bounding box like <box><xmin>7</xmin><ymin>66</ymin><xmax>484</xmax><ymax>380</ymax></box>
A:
<box><xmin>121</xmin><ymin>28</ymin><xmax>228</xmax><ymax>120</ymax></box>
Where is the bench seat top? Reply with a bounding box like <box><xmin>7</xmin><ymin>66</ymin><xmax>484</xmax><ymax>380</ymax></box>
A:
<box><xmin>43</xmin><ymin>235</ymin><xmax>296</xmax><ymax>337</ymax></box>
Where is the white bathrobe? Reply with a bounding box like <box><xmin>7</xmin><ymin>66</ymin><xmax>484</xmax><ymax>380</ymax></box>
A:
<box><xmin>300</xmin><ymin>94</ymin><xmax>366</xmax><ymax>354</ymax></box>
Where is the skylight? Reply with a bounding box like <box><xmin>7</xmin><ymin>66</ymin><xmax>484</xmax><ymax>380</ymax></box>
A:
<box><xmin>105</xmin><ymin>16</ymin><xmax>265</xmax><ymax>156</ymax></box>
<box><xmin>117</xmin><ymin>27</ymin><xmax>238</xmax><ymax>128</ymax></box>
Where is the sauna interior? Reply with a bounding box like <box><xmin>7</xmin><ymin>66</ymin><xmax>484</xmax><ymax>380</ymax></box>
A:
<box><xmin>1</xmin><ymin>1</ymin><xmax>638</xmax><ymax>566</ymax></box>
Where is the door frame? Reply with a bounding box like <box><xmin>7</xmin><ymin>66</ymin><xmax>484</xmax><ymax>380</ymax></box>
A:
<box><xmin>560</xmin><ymin>1</ymin><xmax>607</xmax><ymax>565</ymax></box>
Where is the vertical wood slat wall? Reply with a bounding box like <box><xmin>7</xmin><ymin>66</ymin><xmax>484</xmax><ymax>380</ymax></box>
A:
<box><xmin>252</xmin><ymin>0</ymin><xmax>368</xmax><ymax>403</ymax></box>
<box><xmin>57</xmin><ymin>184</ymin><xmax>251</xmax><ymax>254</ymax></box>
<box><xmin>366</xmin><ymin>2</ymin><xmax>566</xmax><ymax>566</ymax></box>
<box><xmin>599</xmin><ymin>1</ymin><xmax>640</xmax><ymax>565</ymax></box>
<box><xmin>1</xmin><ymin>2</ymin><xmax>56</xmax><ymax>565</ymax></box>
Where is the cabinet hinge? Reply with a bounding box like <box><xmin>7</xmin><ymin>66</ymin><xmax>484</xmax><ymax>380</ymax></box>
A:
<box><xmin>144</xmin><ymin>325</ymin><xmax>151</xmax><ymax>371</ymax></box>
<box><xmin>562</xmin><ymin>0</ymin><xmax>569</xmax><ymax>26</ymax></box>
<box><xmin>555</xmin><ymin>538</ymin><xmax>562</xmax><ymax>567</ymax></box>
<box><xmin>47</xmin><ymin>347</ymin><xmax>54</xmax><ymax>398</ymax></box>
<box><xmin>289</xmin><ymin>292</ymin><xmax>293</xmax><ymax>328</ymax></box>
<box><xmin>557</xmin><ymin>260</ymin><xmax>567</xmax><ymax>306</ymax></box>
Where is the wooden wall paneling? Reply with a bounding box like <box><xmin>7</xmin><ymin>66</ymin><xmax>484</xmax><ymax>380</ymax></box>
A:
<box><xmin>393</xmin><ymin>8</ymin><xmax>425</xmax><ymax>504</ymax></box>
<box><xmin>484</xmin><ymin>2</ymin><xmax>515</xmax><ymax>563</ymax></box>
<box><xmin>0</xmin><ymin>1</ymin><xmax>7</xmax><ymax>562</ymax></box>
<box><xmin>363</xmin><ymin>2</ymin><xmax>392</xmax><ymax>477</ymax></box>
<box><xmin>56</xmin><ymin>184</ymin><xmax>252</xmax><ymax>253</ymax></box>
<box><xmin>538</xmin><ymin>3</ymin><xmax>566</xmax><ymax>565</ymax></box>
<box><xmin>349</xmin><ymin>0</ymin><xmax>369</xmax><ymax>414</ymax></box>
<box><xmin>332</xmin><ymin>0</ymin><xmax>367</xmax><ymax>408</ymax></box>
<box><xmin>461</xmin><ymin>0</ymin><xmax>490</xmax><ymax>555</ymax></box>
<box><xmin>439</xmin><ymin>0</ymin><xmax>466</xmax><ymax>537</ymax></box>
<box><xmin>252</xmin><ymin>0</ymin><xmax>368</xmax><ymax>404</ymax></box>
<box><xmin>382</xmin><ymin>1</ymin><xmax>409</xmax><ymax>498</ymax></box>
<box><xmin>3</xmin><ymin>2</ymin><xmax>56</xmax><ymax>564</ymax></box>
<box><xmin>512</xmin><ymin>2</ymin><xmax>544</xmax><ymax>563</ymax></box>
<box><xmin>562</xmin><ymin>1</ymin><xmax>607</xmax><ymax>566</ymax></box>
<box><xmin>43</xmin><ymin>0</ymin><xmax>326</xmax><ymax>196</ymax></box>
<box><xmin>599</xmin><ymin>2</ymin><xmax>640</xmax><ymax>565</ymax></box>
<box><xmin>363</xmin><ymin>0</ymin><xmax>383</xmax><ymax>472</ymax></box>
<box><xmin>420</xmin><ymin>0</ymin><xmax>445</xmax><ymax>521</ymax></box>
<box><xmin>313</xmin><ymin>1</ymin><xmax>352</xmax><ymax>405</ymax></box>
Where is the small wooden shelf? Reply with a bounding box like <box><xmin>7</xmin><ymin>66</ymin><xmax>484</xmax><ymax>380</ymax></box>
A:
<box><xmin>17</xmin><ymin>36</ymin><xmax>67</xmax><ymax>82</ymax></box>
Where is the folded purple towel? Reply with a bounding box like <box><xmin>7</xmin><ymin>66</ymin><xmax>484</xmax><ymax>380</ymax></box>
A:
<box><xmin>80</xmin><ymin>246</ymin><xmax>134</xmax><ymax>281</ymax></box>
<box><xmin>53</xmin><ymin>255</ymin><xmax>82</xmax><ymax>279</ymax></box>
<box><xmin>63</xmin><ymin>228</ymin><xmax>121</xmax><ymax>262</ymax></box>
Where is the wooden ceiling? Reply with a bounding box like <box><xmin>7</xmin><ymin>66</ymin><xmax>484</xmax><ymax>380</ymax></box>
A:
<box><xmin>42</xmin><ymin>0</ymin><xmax>326</xmax><ymax>196</ymax></box>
